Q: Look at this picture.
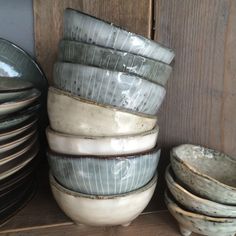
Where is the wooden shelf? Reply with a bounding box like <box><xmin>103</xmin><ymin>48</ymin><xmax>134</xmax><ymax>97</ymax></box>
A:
<box><xmin>0</xmin><ymin>168</ymin><xmax>200</xmax><ymax>236</ymax></box>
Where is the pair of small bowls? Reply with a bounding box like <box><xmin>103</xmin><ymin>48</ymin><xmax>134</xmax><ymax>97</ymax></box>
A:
<box><xmin>165</xmin><ymin>144</ymin><xmax>236</xmax><ymax>236</ymax></box>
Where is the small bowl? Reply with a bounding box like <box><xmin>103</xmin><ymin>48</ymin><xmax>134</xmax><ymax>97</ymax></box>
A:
<box><xmin>165</xmin><ymin>165</ymin><xmax>236</xmax><ymax>218</ymax></box>
<box><xmin>59</xmin><ymin>40</ymin><xmax>172</xmax><ymax>86</ymax></box>
<box><xmin>0</xmin><ymin>116</ymin><xmax>37</xmax><ymax>141</ymax></box>
<box><xmin>46</xmin><ymin>125</ymin><xmax>158</xmax><ymax>156</ymax></box>
<box><xmin>171</xmin><ymin>144</ymin><xmax>236</xmax><ymax>205</ymax></box>
<box><xmin>0</xmin><ymin>88</ymin><xmax>41</xmax><ymax>116</ymax></box>
<box><xmin>165</xmin><ymin>191</ymin><xmax>236</xmax><ymax>236</ymax></box>
<box><xmin>48</xmin><ymin>87</ymin><xmax>157</xmax><ymax>136</ymax></box>
<box><xmin>50</xmin><ymin>172</ymin><xmax>157</xmax><ymax>227</ymax></box>
<box><xmin>48</xmin><ymin>147</ymin><xmax>160</xmax><ymax>195</ymax></box>
<box><xmin>64</xmin><ymin>9</ymin><xmax>174</xmax><ymax>64</ymax></box>
<box><xmin>53</xmin><ymin>62</ymin><xmax>166</xmax><ymax>115</ymax></box>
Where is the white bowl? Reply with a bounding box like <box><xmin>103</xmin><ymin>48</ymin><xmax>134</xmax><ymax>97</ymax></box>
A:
<box><xmin>50</xmin><ymin>172</ymin><xmax>157</xmax><ymax>227</ymax></box>
<box><xmin>47</xmin><ymin>87</ymin><xmax>157</xmax><ymax>136</ymax></box>
<box><xmin>166</xmin><ymin>165</ymin><xmax>236</xmax><ymax>218</ymax></box>
<box><xmin>46</xmin><ymin>126</ymin><xmax>159</xmax><ymax>155</ymax></box>
<box><xmin>165</xmin><ymin>191</ymin><xmax>236</xmax><ymax>236</ymax></box>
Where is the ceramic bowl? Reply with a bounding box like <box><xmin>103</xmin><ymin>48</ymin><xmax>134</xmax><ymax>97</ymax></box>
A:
<box><xmin>64</xmin><ymin>9</ymin><xmax>174</xmax><ymax>64</ymax></box>
<box><xmin>0</xmin><ymin>116</ymin><xmax>37</xmax><ymax>141</ymax></box>
<box><xmin>59</xmin><ymin>40</ymin><xmax>172</xmax><ymax>86</ymax></box>
<box><xmin>165</xmin><ymin>191</ymin><xmax>236</xmax><ymax>236</ymax></box>
<box><xmin>50</xmin><ymin>172</ymin><xmax>157</xmax><ymax>226</ymax></box>
<box><xmin>48</xmin><ymin>87</ymin><xmax>157</xmax><ymax>136</ymax></box>
<box><xmin>165</xmin><ymin>165</ymin><xmax>236</xmax><ymax>218</ymax></box>
<box><xmin>0</xmin><ymin>102</ymin><xmax>40</xmax><ymax>131</ymax></box>
<box><xmin>0</xmin><ymin>141</ymin><xmax>39</xmax><ymax>180</ymax></box>
<box><xmin>48</xmin><ymin>147</ymin><xmax>160</xmax><ymax>195</ymax></box>
<box><xmin>46</xmin><ymin>125</ymin><xmax>159</xmax><ymax>156</ymax></box>
<box><xmin>0</xmin><ymin>125</ymin><xmax>37</xmax><ymax>154</ymax></box>
<box><xmin>53</xmin><ymin>62</ymin><xmax>166</xmax><ymax>115</ymax></box>
<box><xmin>171</xmin><ymin>144</ymin><xmax>236</xmax><ymax>205</ymax></box>
<box><xmin>0</xmin><ymin>88</ymin><xmax>41</xmax><ymax>116</ymax></box>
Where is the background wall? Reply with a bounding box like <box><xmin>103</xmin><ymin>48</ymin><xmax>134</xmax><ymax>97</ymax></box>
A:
<box><xmin>0</xmin><ymin>0</ymin><xmax>34</xmax><ymax>56</ymax></box>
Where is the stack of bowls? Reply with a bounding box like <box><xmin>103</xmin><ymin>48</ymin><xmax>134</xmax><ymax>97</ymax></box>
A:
<box><xmin>165</xmin><ymin>144</ymin><xmax>236</xmax><ymax>236</ymax></box>
<box><xmin>47</xmin><ymin>8</ymin><xmax>175</xmax><ymax>227</ymax></box>
<box><xmin>0</xmin><ymin>77</ymin><xmax>41</xmax><ymax>225</ymax></box>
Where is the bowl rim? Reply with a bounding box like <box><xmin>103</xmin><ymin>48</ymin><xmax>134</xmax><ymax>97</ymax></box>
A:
<box><xmin>64</xmin><ymin>8</ymin><xmax>175</xmax><ymax>59</ymax></box>
<box><xmin>171</xmin><ymin>144</ymin><xmax>236</xmax><ymax>191</ymax></box>
<box><xmin>46</xmin><ymin>125</ymin><xmax>159</xmax><ymax>140</ymax></box>
<box><xmin>48</xmin><ymin>87</ymin><xmax>158</xmax><ymax>120</ymax></box>
<box><xmin>50</xmin><ymin>171</ymin><xmax>158</xmax><ymax>199</ymax></box>
<box><xmin>59</xmin><ymin>39</ymin><xmax>172</xmax><ymax>68</ymax></box>
<box><xmin>47</xmin><ymin>145</ymin><xmax>161</xmax><ymax>159</ymax></box>
<box><xmin>165</xmin><ymin>165</ymin><xmax>236</xmax><ymax>211</ymax></box>
<box><xmin>165</xmin><ymin>190</ymin><xmax>236</xmax><ymax>222</ymax></box>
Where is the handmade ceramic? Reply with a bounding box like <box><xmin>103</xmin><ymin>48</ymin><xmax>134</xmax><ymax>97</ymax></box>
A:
<box><xmin>64</xmin><ymin>9</ymin><xmax>174</xmax><ymax>64</ymax></box>
<box><xmin>0</xmin><ymin>38</ymin><xmax>47</xmax><ymax>101</ymax></box>
<box><xmin>165</xmin><ymin>191</ymin><xmax>236</xmax><ymax>236</ymax></box>
<box><xmin>46</xmin><ymin>125</ymin><xmax>159</xmax><ymax>156</ymax></box>
<box><xmin>0</xmin><ymin>180</ymin><xmax>36</xmax><ymax>227</ymax></box>
<box><xmin>0</xmin><ymin>88</ymin><xmax>41</xmax><ymax>116</ymax></box>
<box><xmin>171</xmin><ymin>144</ymin><xmax>236</xmax><ymax>205</ymax></box>
<box><xmin>0</xmin><ymin>102</ymin><xmax>40</xmax><ymax>131</ymax></box>
<box><xmin>0</xmin><ymin>133</ymin><xmax>37</xmax><ymax>165</ymax></box>
<box><xmin>50</xmin><ymin>172</ymin><xmax>157</xmax><ymax>226</ymax></box>
<box><xmin>48</xmin><ymin>147</ymin><xmax>160</xmax><ymax>195</ymax></box>
<box><xmin>59</xmin><ymin>40</ymin><xmax>172</xmax><ymax>86</ymax></box>
<box><xmin>0</xmin><ymin>116</ymin><xmax>37</xmax><ymax>141</ymax></box>
<box><xmin>165</xmin><ymin>165</ymin><xmax>236</xmax><ymax>218</ymax></box>
<box><xmin>48</xmin><ymin>87</ymin><xmax>157</xmax><ymax>136</ymax></box>
<box><xmin>0</xmin><ymin>142</ymin><xmax>38</xmax><ymax>180</ymax></box>
<box><xmin>0</xmin><ymin>126</ymin><xmax>36</xmax><ymax>153</ymax></box>
<box><xmin>54</xmin><ymin>62</ymin><xmax>166</xmax><ymax>115</ymax></box>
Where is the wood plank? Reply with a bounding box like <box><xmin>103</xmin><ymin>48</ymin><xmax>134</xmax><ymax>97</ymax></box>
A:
<box><xmin>33</xmin><ymin>0</ymin><xmax>153</xmax><ymax>84</ymax></box>
<box><xmin>154</xmin><ymin>0</ymin><xmax>236</xmax><ymax>160</ymax></box>
<box><xmin>0</xmin><ymin>211</ymin><xmax>200</xmax><ymax>236</ymax></box>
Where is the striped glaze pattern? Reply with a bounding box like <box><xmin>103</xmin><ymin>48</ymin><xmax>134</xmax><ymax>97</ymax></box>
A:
<box><xmin>59</xmin><ymin>40</ymin><xmax>172</xmax><ymax>86</ymax></box>
<box><xmin>48</xmin><ymin>149</ymin><xmax>160</xmax><ymax>195</ymax></box>
<box><xmin>53</xmin><ymin>63</ymin><xmax>166</xmax><ymax>115</ymax></box>
<box><xmin>63</xmin><ymin>9</ymin><xmax>175</xmax><ymax>64</ymax></box>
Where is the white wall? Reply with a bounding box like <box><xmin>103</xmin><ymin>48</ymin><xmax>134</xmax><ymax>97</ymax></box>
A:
<box><xmin>0</xmin><ymin>0</ymin><xmax>34</xmax><ymax>56</ymax></box>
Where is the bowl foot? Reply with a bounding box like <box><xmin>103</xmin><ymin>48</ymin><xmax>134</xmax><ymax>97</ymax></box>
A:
<box><xmin>121</xmin><ymin>222</ymin><xmax>131</xmax><ymax>227</ymax></box>
<box><xmin>179</xmin><ymin>225</ymin><xmax>192</xmax><ymax>236</ymax></box>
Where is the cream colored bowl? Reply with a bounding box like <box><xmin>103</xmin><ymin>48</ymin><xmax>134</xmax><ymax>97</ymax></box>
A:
<box><xmin>50</xmin><ymin>172</ymin><xmax>157</xmax><ymax>227</ymax></box>
<box><xmin>46</xmin><ymin>126</ymin><xmax>159</xmax><ymax>155</ymax></box>
<box><xmin>47</xmin><ymin>87</ymin><xmax>157</xmax><ymax>136</ymax></box>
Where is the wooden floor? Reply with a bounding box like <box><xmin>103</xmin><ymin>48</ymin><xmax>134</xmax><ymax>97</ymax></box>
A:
<box><xmin>0</xmin><ymin>171</ymin><xmax>200</xmax><ymax>236</ymax></box>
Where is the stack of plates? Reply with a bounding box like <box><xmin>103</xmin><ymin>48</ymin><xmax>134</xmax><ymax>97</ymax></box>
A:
<box><xmin>165</xmin><ymin>144</ymin><xmax>236</xmax><ymax>236</ymax></box>
<box><xmin>0</xmin><ymin>38</ymin><xmax>47</xmax><ymax>226</ymax></box>
<box><xmin>47</xmin><ymin>9</ymin><xmax>175</xmax><ymax>227</ymax></box>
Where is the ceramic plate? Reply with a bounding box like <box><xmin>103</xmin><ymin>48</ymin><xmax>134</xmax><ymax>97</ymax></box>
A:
<box><xmin>0</xmin><ymin>38</ymin><xmax>47</xmax><ymax>100</ymax></box>
<box><xmin>0</xmin><ymin>88</ymin><xmax>41</xmax><ymax>116</ymax></box>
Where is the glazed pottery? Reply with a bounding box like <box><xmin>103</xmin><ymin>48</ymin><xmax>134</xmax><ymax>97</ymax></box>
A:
<box><xmin>50</xmin><ymin>172</ymin><xmax>157</xmax><ymax>226</ymax></box>
<box><xmin>48</xmin><ymin>87</ymin><xmax>157</xmax><ymax>136</ymax></box>
<box><xmin>0</xmin><ymin>102</ymin><xmax>40</xmax><ymax>131</ymax></box>
<box><xmin>0</xmin><ymin>116</ymin><xmax>37</xmax><ymax>141</ymax></box>
<box><xmin>59</xmin><ymin>40</ymin><xmax>172</xmax><ymax>86</ymax></box>
<box><xmin>64</xmin><ymin>9</ymin><xmax>174</xmax><ymax>64</ymax></box>
<box><xmin>165</xmin><ymin>165</ymin><xmax>236</xmax><ymax>217</ymax></box>
<box><xmin>0</xmin><ymin>142</ymin><xmax>39</xmax><ymax>180</ymax></box>
<box><xmin>46</xmin><ymin>125</ymin><xmax>159</xmax><ymax>155</ymax></box>
<box><xmin>48</xmin><ymin>147</ymin><xmax>160</xmax><ymax>195</ymax></box>
<box><xmin>53</xmin><ymin>62</ymin><xmax>166</xmax><ymax>115</ymax></box>
<box><xmin>0</xmin><ymin>38</ymin><xmax>47</xmax><ymax>100</ymax></box>
<box><xmin>0</xmin><ymin>88</ymin><xmax>41</xmax><ymax>116</ymax></box>
<box><xmin>0</xmin><ymin>125</ymin><xmax>37</xmax><ymax>153</ymax></box>
<box><xmin>165</xmin><ymin>191</ymin><xmax>236</xmax><ymax>236</ymax></box>
<box><xmin>171</xmin><ymin>144</ymin><xmax>236</xmax><ymax>205</ymax></box>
